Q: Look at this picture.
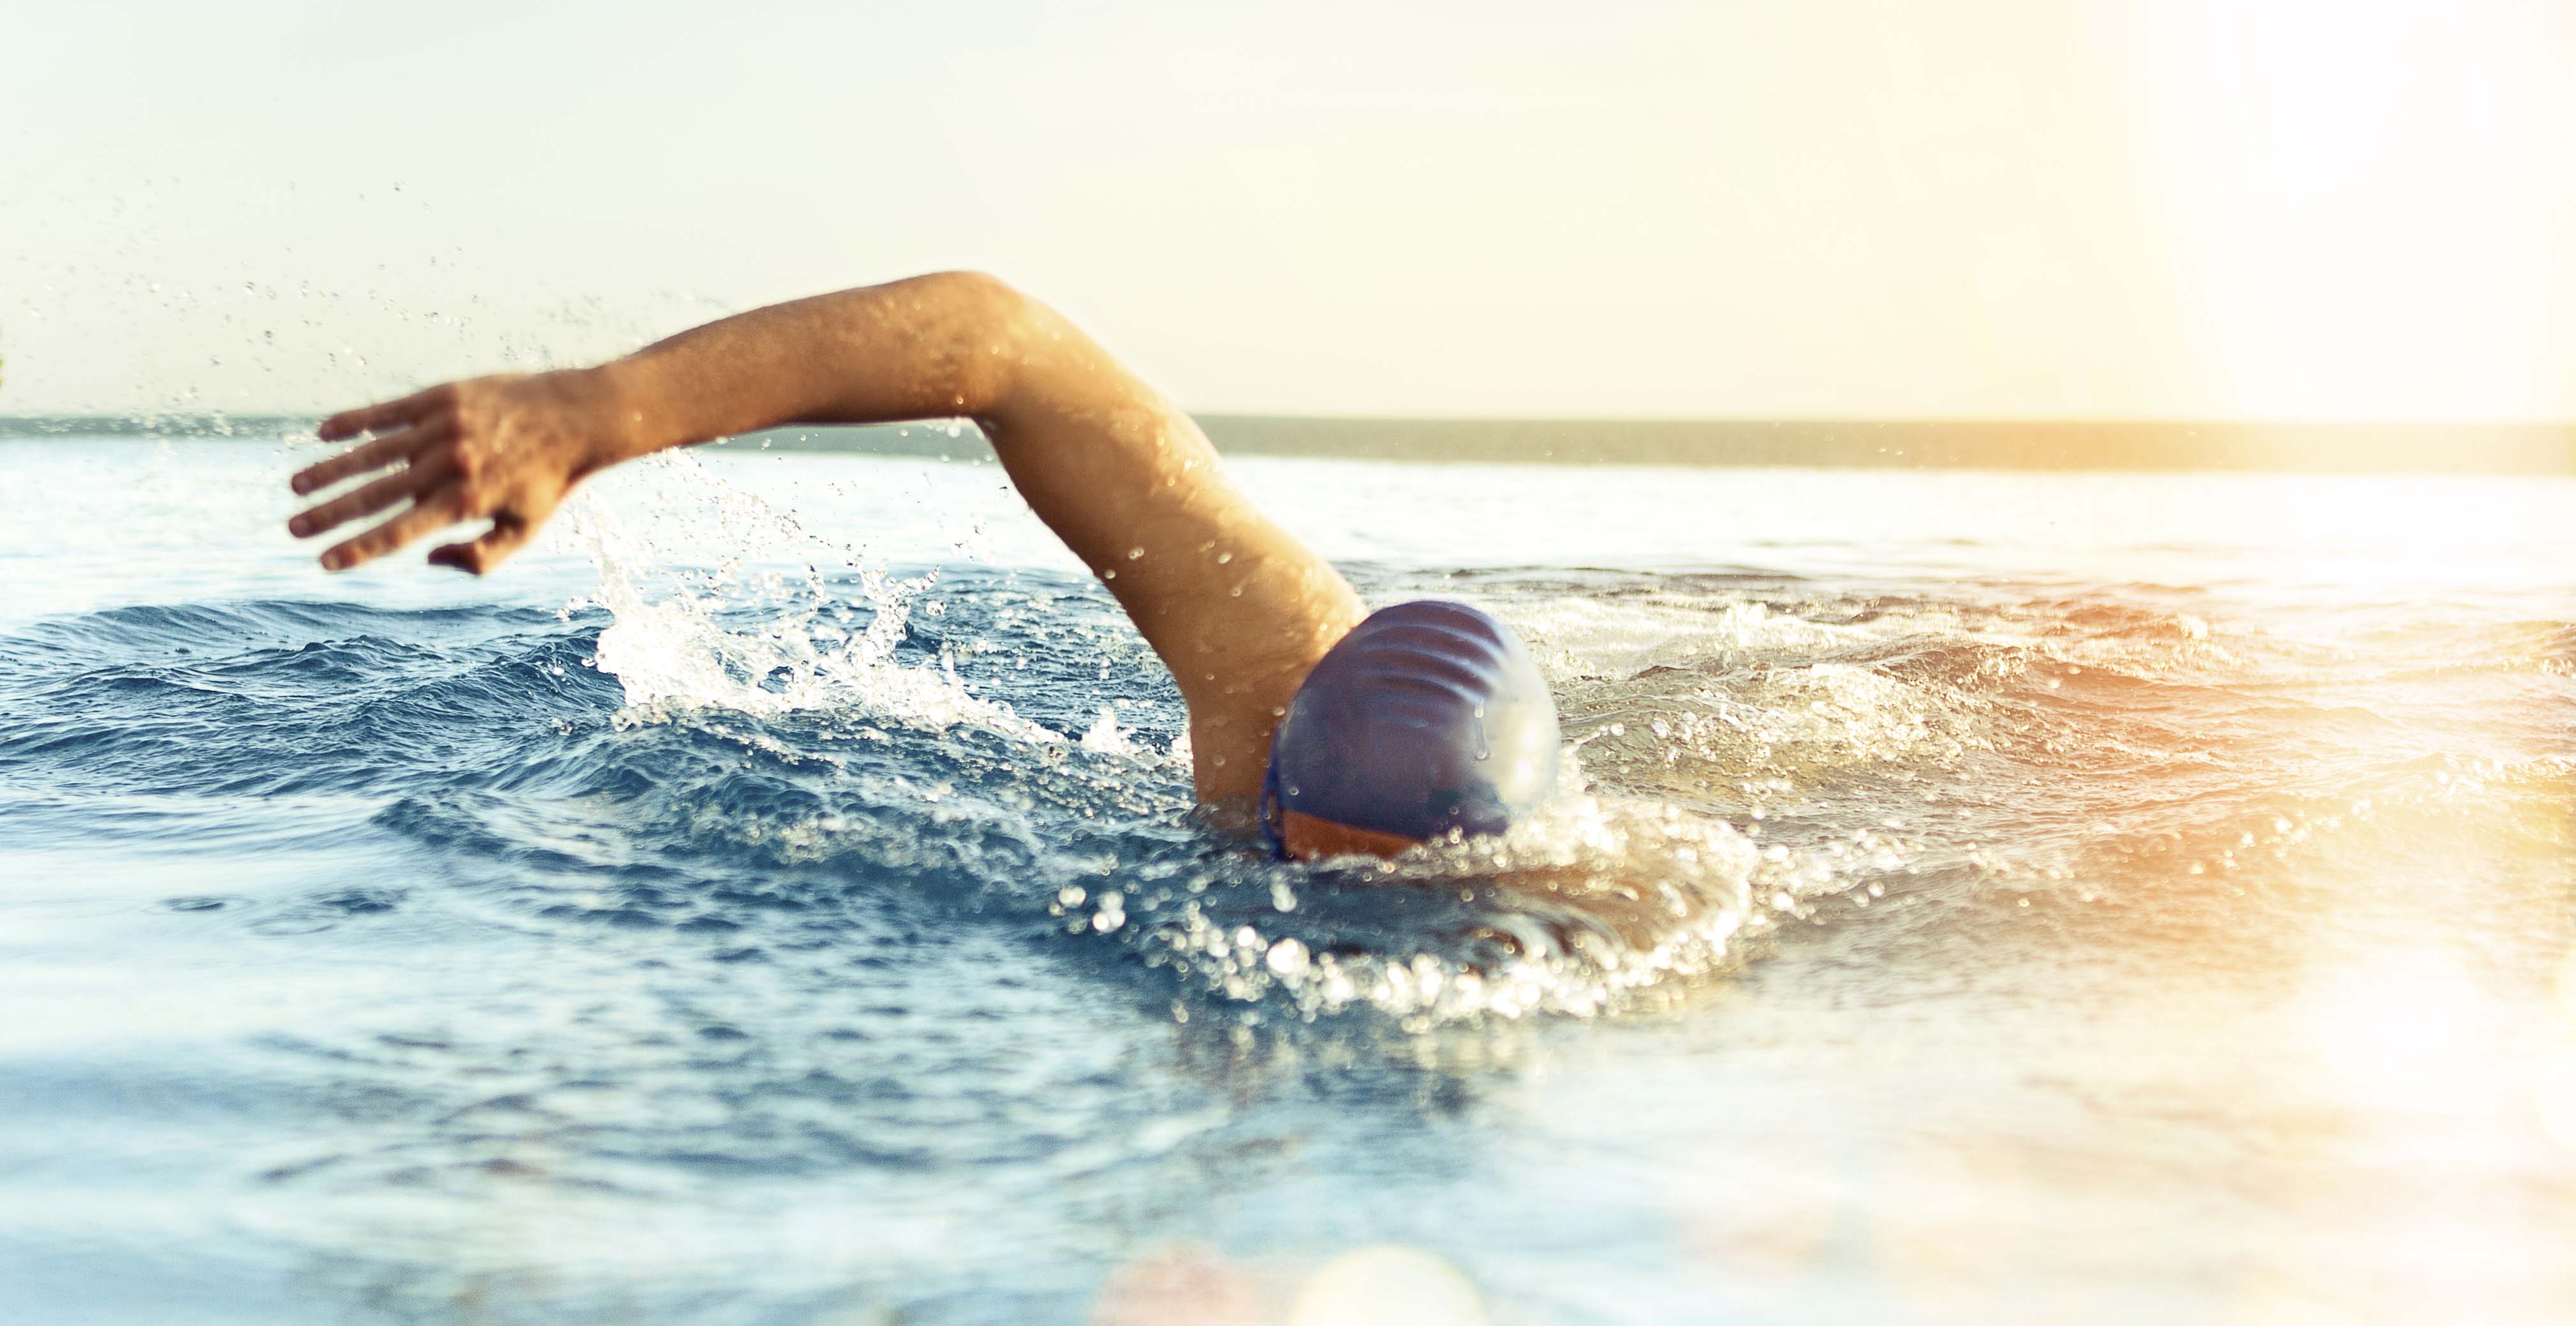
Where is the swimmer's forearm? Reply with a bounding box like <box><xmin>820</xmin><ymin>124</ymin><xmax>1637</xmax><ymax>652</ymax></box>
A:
<box><xmin>587</xmin><ymin>272</ymin><xmax>1032</xmax><ymax>464</ymax></box>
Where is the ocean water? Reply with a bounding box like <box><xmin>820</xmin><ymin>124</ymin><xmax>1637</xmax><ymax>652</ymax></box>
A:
<box><xmin>2</xmin><ymin>432</ymin><xmax>2572</xmax><ymax>1325</ymax></box>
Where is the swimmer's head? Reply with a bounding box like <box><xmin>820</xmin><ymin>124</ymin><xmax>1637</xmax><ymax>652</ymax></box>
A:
<box><xmin>1260</xmin><ymin>600</ymin><xmax>1561</xmax><ymax>860</ymax></box>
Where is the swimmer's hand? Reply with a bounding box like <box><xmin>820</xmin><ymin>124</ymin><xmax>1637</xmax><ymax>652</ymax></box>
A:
<box><xmin>288</xmin><ymin>370</ymin><xmax>621</xmax><ymax>574</ymax></box>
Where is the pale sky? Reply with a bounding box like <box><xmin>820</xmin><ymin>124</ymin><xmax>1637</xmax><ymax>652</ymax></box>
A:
<box><xmin>4</xmin><ymin>0</ymin><xmax>2572</xmax><ymax>420</ymax></box>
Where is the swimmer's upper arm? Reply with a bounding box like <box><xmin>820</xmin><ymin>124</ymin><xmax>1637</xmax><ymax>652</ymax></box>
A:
<box><xmin>566</xmin><ymin>270</ymin><xmax>1357</xmax><ymax>800</ymax></box>
<box><xmin>959</xmin><ymin>277</ymin><xmax>1364</xmax><ymax>802</ymax></box>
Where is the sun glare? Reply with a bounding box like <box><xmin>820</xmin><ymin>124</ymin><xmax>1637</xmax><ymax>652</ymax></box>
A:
<box><xmin>1286</xmin><ymin>1247</ymin><xmax>1486</xmax><ymax>1326</ymax></box>
<box><xmin>2298</xmin><ymin>947</ymin><xmax>2509</xmax><ymax>1120</ymax></box>
<box><xmin>2131</xmin><ymin>1</ymin><xmax>2576</xmax><ymax>420</ymax></box>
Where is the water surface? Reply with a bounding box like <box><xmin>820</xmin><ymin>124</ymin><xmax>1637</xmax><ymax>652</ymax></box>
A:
<box><xmin>3</xmin><ymin>434</ymin><xmax>2572</xmax><ymax>1323</ymax></box>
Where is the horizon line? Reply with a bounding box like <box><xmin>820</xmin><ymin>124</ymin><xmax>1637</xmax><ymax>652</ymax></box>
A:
<box><xmin>8</xmin><ymin>413</ymin><xmax>2572</xmax><ymax>475</ymax></box>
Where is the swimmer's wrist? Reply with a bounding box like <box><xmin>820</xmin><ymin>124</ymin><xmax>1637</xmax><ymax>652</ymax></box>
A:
<box><xmin>577</xmin><ymin>359</ymin><xmax>683</xmax><ymax>468</ymax></box>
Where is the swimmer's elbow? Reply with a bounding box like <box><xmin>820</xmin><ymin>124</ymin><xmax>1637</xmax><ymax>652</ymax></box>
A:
<box><xmin>922</xmin><ymin>268</ymin><xmax>1022</xmax><ymax>313</ymax></box>
<box><xmin>924</xmin><ymin>270</ymin><xmax>1043</xmax><ymax>348</ymax></box>
<box><xmin>913</xmin><ymin>270</ymin><xmax>1147</xmax><ymax>429</ymax></box>
<box><xmin>910</xmin><ymin>269</ymin><xmax>1041</xmax><ymax>415</ymax></box>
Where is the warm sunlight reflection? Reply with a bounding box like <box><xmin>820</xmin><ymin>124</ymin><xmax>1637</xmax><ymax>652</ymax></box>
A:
<box><xmin>1286</xmin><ymin>1246</ymin><xmax>1485</xmax><ymax>1326</ymax></box>
<box><xmin>1670</xmin><ymin>1133</ymin><xmax>1838</xmax><ymax>1281</ymax></box>
<box><xmin>2297</xmin><ymin>947</ymin><xmax>2509</xmax><ymax>1119</ymax></box>
<box><xmin>1089</xmin><ymin>1242</ymin><xmax>1486</xmax><ymax>1326</ymax></box>
<box><xmin>1089</xmin><ymin>1244</ymin><xmax>1264</xmax><ymax>1326</ymax></box>
<box><xmin>2556</xmin><ymin>945</ymin><xmax>2576</xmax><ymax>1024</ymax></box>
<box><xmin>2225</xmin><ymin>475</ymin><xmax>2568</xmax><ymax>598</ymax></box>
<box><xmin>2540</xmin><ymin>946</ymin><xmax>2576</xmax><ymax>1151</ymax></box>
<box><xmin>2536</xmin><ymin>1052</ymin><xmax>2576</xmax><ymax>1152</ymax></box>
<box><xmin>1878</xmin><ymin>1137</ymin><xmax>2034</xmax><ymax>1316</ymax></box>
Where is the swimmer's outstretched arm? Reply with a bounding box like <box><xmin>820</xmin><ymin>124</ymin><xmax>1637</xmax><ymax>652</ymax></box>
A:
<box><xmin>287</xmin><ymin>272</ymin><xmax>1364</xmax><ymax>801</ymax></box>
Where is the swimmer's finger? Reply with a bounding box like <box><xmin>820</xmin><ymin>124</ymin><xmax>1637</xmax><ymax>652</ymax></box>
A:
<box><xmin>318</xmin><ymin>387</ymin><xmax>445</xmax><ymax>443</ymax></box>
<box><xmin>290</xmin><ymin>418</ymin><xmax>454</xmax><ymax>495</ymax></box>
<box><xmin>427</xmin><ymin>510</ymin><xmax>537</xmax><ymax>577</ymax></box>
<box><xmin>318</xmin><ymin>485</ymin><xmax>467</xmax><ymax>572</ymax></box>
<box><xmin>288</xmin><ymin>451</ymin><xmax>456</xmax><ymax>540</ymax></box>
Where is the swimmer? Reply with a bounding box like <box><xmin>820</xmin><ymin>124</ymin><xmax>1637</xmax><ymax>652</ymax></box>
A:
<box><xmin>287</xmin><ymin>272</ymin><xmax>1558</xmax><ymax>860</ymax></box>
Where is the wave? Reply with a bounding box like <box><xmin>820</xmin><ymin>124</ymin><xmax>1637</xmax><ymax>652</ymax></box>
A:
<box><xmin>5</xmin><ymin>457</ymin><xmax>2568</xmax><ymax>1035</ymax></box>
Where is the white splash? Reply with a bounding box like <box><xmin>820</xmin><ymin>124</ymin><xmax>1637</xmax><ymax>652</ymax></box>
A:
<box><xmin>1078</xmin><ymin>706</ymin><xmax>1138</xmax><ymax>757</ymax></box>
<box><xmin>562</xmin><ymin>452</ymin><xmax>1063</xmax><ymax>744</ymax></box>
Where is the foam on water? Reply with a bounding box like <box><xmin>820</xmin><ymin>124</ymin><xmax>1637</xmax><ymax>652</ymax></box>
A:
<box><xmin>541</xmin><ymin>455</ymin><xmax>1792</xmax><ymax>1026</ymax></box>
<box><xmin>567</xmin><ymin>453</ymin><xmax>1065</xmax><ymax>745</ymax></box>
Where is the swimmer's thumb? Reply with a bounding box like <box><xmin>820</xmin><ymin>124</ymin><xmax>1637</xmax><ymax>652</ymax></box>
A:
<box><xmin>429</xmin><ymin>511</ymin><xmax>537</xmax><ymax>577</ymax></box>
<box><xmin>427</xmin><ymin>542</ymin><xmax>487</xmax><ymax>575</ymax></box>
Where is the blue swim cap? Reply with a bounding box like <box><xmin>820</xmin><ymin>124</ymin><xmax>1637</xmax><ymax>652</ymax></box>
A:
<box><xmin>1260</xmin><ymin>600</ymin><xmax>1561</xmax><ymax>855</ymax></box>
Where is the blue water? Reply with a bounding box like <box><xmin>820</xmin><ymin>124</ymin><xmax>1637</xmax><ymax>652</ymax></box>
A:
<box><xmin>3</xmin><ymin>435</ymin><xmax>2574</xmax><ymax>1324</ymax></box>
